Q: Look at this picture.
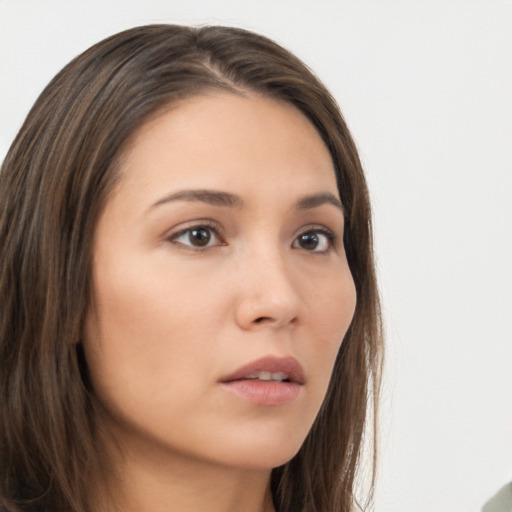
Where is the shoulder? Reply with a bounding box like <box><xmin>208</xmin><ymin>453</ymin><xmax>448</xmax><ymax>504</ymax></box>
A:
<box><xmin>482</xmin><ymin>482</ymin><xmax>512</xmax><ymax>512</ymax></box>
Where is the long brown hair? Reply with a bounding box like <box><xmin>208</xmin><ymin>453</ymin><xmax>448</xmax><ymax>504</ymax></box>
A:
<box><xmin>0</xmin><ymin>25</ymin><xmax>382</xmax><ymax>512</ymax></box>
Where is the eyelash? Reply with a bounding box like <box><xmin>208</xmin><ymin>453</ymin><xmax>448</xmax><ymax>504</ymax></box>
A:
<box><xmin>167</xmin><ymin>221</ymin><xmax>224</xmax><ymax>251</ymax></box>
<box><xmin>167</xmin><ymin>222</ymin><xmax>338</xmax><ymax>254</ymax></box>
<box><xmin>292</xmin><ymin>226</ymin><xmax>337</xmax><ymax>253</ymax></box>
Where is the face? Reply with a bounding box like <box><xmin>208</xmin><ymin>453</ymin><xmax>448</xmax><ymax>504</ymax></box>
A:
<box><xmin>84</xmin><ymin>92</ymin><xmax>356</xmax><ymax>471</ymax></box>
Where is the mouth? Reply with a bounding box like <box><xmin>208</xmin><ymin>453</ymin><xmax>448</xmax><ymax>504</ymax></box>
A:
<box><xmin>219</xmin><ymin>356</ymin><xmax>305</xmax><ymax>406</ymax></box>
<box><xmin>242</xmin><ymin>371</ymin><xmax>291</xmax><ymax>382</ymax></box>
<box><xmin>220</xmin><ymin>355</ymin><xmax>306</xmax><ymax>385</ymax></box>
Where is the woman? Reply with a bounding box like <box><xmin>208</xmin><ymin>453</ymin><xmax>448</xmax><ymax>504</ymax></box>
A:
<box><xmin>0</xmin><ymin>25</ymin><xmax>382</xmax><ymax>512</ymax></box>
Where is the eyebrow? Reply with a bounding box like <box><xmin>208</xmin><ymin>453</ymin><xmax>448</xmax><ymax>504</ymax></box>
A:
<box><xmin>150</xmin><ymin>189</ymin><xmax>244</xmax><ymax>209</ymax></box>
<box><xmin>295</xmin><ymin>192</ymin><xmax>344</xmax><ymax>214</ymax></box>
<box><xmin>149</xmin><ymin>189</ymin><xmax>344</xmax><ymax>214</ymax></box>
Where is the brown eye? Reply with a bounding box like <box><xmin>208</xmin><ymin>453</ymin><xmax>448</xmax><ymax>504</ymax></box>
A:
<box><xmin>170</xmin><ymin>225</ymin><xmax>222</xmax><ymax>249</ymax></box>
<box><xmin>188</xmin><ymin>227</ymin><xmax>212</xmax><ymax>247</ymax></box>
<box><xmin>293</xmin><ymin>229</ymin><xmax>334</xmax><ymax>253</ymax></box>
<box><xmin>298</xmin><ymin>232</ymin><xmax>319</xmax><ymax>250</ymax></box>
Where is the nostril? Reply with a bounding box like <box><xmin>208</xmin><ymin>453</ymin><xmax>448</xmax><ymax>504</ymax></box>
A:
<box><xmin>254</xmin><ymin>316</ymin><xmax>270</xmax><ymax>324</ymax></box>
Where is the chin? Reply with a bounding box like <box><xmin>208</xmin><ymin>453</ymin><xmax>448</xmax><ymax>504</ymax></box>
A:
<box><xmin>204</xmin><ymin>430</ymin><xmax>307</xmax><ymax>471</ymax></box>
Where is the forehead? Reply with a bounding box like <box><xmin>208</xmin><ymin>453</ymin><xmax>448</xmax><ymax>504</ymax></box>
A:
<box><xmin>113</xmin><ymin>92</ymin><xmax>338</xmax><ymax>202</ymax></box>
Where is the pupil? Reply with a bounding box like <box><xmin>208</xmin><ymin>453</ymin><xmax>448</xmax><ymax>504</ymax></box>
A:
<box><xmin>190</xmin><ymin>228</ymin><xmax>211</xmax><ymax>246</ymax></box>
<box><xmin>300</xmin><ymin>232</ymin><xmax>318</xmax><ymax>250</ymax></box>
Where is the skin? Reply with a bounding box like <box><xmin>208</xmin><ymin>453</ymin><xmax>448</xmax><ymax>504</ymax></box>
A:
<box><xmin>84</xmin><ymin>92</ymin><xmax>356</xmax><ymax>512</ymax></box>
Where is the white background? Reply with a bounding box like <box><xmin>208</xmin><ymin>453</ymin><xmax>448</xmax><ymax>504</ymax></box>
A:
<box><xmin>1</xmin><ymin>1</ymin><xmax>511</xmax><ymax>511</ymax></box>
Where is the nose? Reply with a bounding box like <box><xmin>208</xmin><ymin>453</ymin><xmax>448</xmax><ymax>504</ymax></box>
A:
<box><xmin>234</xmin><ymin>250</ymin><xmax>305</xmax><ymax>331</ymax></box>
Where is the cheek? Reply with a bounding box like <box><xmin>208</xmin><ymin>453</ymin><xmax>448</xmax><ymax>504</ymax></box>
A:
<box><xmin>90</xmin><ymin>245</ymin><xmax>221</xmax><ymax>339</ymax></box>
<box><xmin>310</xmin><ymin>265</ymin><xmax>356</xmax><ymax>343</ymax></box>
<box><xmin>83</xmin><ymin>255</ymin><xmax>223</xmax><ymax>415</ymax></box>
<box><xmin>301</xmin><ymin>267</ymin><xmax>356</xmax><ymax>395</ymax></box>
<box><xmin>317</xmin><ymin>270</ymin><xmax>357</xmax><ymax>360</ymax></box>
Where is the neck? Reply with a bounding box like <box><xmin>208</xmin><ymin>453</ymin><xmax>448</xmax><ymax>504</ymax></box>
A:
<box><xmin>90</xmin><ymin>427</ymin><xmax>276</xmax><ymax>512</ymax></box>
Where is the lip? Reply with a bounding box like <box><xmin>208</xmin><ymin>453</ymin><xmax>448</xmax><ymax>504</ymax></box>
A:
<box><xmin>220</xmin><ymin>356</ymin><xmax>306</xmax><ymax>385</ymax></box>
<box><xmin>219</xmin><ymin>356</ymin><xmax>305</xmax><ymax>406</ymax></box>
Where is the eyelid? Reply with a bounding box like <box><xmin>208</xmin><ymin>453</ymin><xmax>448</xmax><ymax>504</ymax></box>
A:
<box><xmin>165</xmin><ymin>220</ymin><xmax>225</xmax><ymax>249</ymax></box>
<box><xmin>293</xmin><ymin>224</ymin><xmax>339</xmax><ymax>253</ymax></box>
<box><xmin>163</xmin><ymin>220</ymin><xmax>339</xmax><ymax>253</ymax></box>
<box><xmin>296</xmin><ymin>223</ymin><xmax>338</xmax><ymax>239</ymax></box>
